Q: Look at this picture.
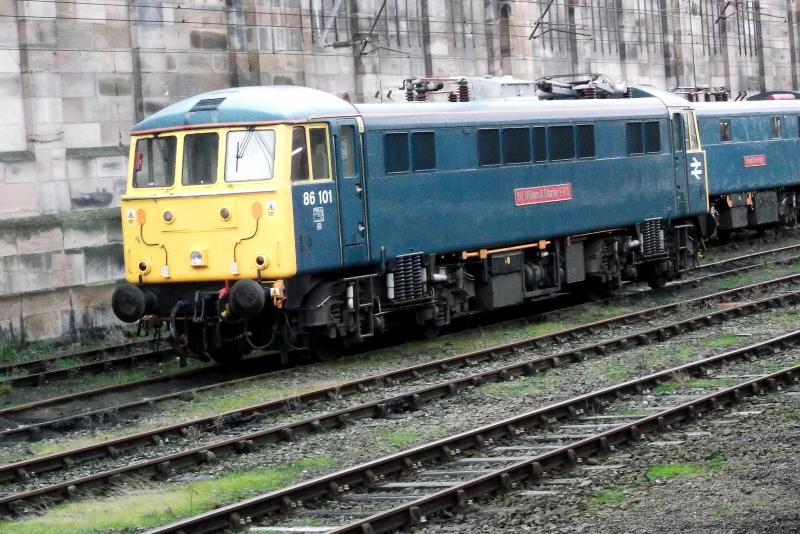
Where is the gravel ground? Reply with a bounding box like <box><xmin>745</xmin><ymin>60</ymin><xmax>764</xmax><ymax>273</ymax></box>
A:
<box><xmin>437</xmin><ymin>382</ymin><xmax>800</xmax><ymax>534</ymax></box>
<box><xmin>7</xmin><ymin>291</ymin><xmax>800</xmax><ymax>498</ymax></box>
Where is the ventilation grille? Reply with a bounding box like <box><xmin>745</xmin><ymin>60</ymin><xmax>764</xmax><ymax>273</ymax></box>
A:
<box><xmin>642</xmin><ymin>218</ymin><xmax>666</xmax><ymax>258</ymax></box>
<box><xmin>393</xmin><ymin>253</ymin><xmax>425</xmax><ymax>302</ymax></box>
<box><xmin>190</xmin><ymin>98</ymin><xmax>225</xmax><ymax>112</ymax></box>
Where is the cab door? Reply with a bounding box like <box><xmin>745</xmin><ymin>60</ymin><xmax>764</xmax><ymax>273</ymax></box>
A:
<box><xmin>669</xmin><ymin>108</ymin><xmax>709</xmax><ymax>218</ymax></box>
<box><xmin>333</xmin><ymin>118</ymin><xmax>369</xmax><ymax>265</ymax></box>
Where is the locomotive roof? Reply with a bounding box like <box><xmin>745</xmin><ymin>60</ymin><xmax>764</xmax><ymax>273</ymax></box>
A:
<box><xmin>355</xmin><ymin>97</ymin><xmax>669</xmax><ymax>129</ymax></box>
<box><xmin>694</xmin><ymin>100</ymin><xmax>800</xmax><ymax>116</ymax></box>
<box><xmin>131</xmin><ymin>84</ymin><xmax>693</xmax><ymax>133</ymax></box>
<box><xmin>131</xmin><ymin>86</ymin><xmax>359</xmax><ymax>133</ymax></box>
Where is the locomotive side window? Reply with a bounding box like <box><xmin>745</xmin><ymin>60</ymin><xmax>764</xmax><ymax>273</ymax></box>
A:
<box><xmin>384</xmin><ymin>133</ymin><xmax>410</xmax><ymax>173</ymax></box>
<box><xmin>478</xmin><ymin>129</ymin><xmax>501</xmax><ymax>166</ymax></box>
<box><xmin>309</xmin><ymin>127</ymin><xmax>330</xmax><ymax>180</ymax></box>
<box><xmin>532</xmin><ymin>127</ymin><xmax>547</xmax><ymax>162</ymax></box>
<box><xmin>719</xmin><ymin>119</ymin><xmax>732</xmax><ymax>142</ymax></box>
<box><xmin>626</xmin><ymin>122</ymin><xmax>644</xmax><ymax>155</ymax></box>
<box><xmin>575</xmin><ymin>125</ymin><xmax>595</xmax><ymax>158</ymax></box>
<box><xmin>340</xmin><ymin>125</ymin><xmax>356</xmax><ymax>177</ymax></box>
<box><xmin>502</xmin><ymin>127</ymin><xmax>531</xmax><ymax>164</ymax></box>
<box><xmin>412</xmin><ymin>132</ymin><xmax>436</xmax><ymax>171</ymax></box>
<box><xmin>771</xmin><ymin>116</ymin><xmax>782</xmax><ymax>139</ymax></box>
<box><xmin>644</xmin><ymin>121</ymin><xmax>661</xmax><ymax>153</ymax></box>
<box><xmin>225</xmin><ymin>129</ymin><xmax>276</xmax><ymax>182</ymax></box>
<box><xmin>133</xmin><ymin>136</ymin><xmax>176</xmax><ymax>188</ymax></box>
<box><xmin>548</xmin><ymin>125</ymin><xmax>575</xmax><ymax>161</ymax></box>
<box><xmin>182</xmin><ymin>132</ymin><xmax>218</xmax><ymax>185</ymax></box>
<box><xmin>291</xmin><ymin>126</ymin><xmax>310</xmax><ymax>181</ymax></box>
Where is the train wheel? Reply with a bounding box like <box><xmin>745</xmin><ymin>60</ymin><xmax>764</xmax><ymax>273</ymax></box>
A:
<box><xmin>646</xmin><ymin>275</ymin><xmax>668</xmax><ymax>290</ymax></box>
<box><xmin>420</xmin><ymin>325</ymin><xmax>441</xmax><ymax>340</ymax></box>
<box><xmin>208</xmin><ymin>343</ymin><xmax>244</xmax><ymax>365</ymax></box>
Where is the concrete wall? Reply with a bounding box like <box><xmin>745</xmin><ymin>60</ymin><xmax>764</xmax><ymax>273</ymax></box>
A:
<box><xmin>0</xmin><ymin>0</ymin><xmax>798</xmax><ymax>343</ymax></box>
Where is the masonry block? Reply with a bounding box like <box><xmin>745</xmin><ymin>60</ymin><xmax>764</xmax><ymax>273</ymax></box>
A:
<box><xmin>0</xmin><ymin>183</ymin><xmax>38</xmax><ymax>217</ymax></box>
<box><xmin>63</xmin><ymin>224</ymin><xmax>108</xmax><ymax>249</ymax></box>
<box><xmin>83</xmin><ymin>244</ymin><xmax>124</xmax><ymax>284</ymax></box>
<box><xmin>16</xmin><ymin>226</ymin><xmax>63</xmax><ymax>255</ymax></box>
<box><xmin>52</xmin><ymin>250</ymin><xmax>85</xmax><ymax>287</ymax></box>
<box><xmin>39</xmin><ymin>180</ymin><xmax>71</xmax><ymax>214</ymax></box>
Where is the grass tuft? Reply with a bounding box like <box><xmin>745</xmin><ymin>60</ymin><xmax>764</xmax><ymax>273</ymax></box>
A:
<box><xmin>646</xmin><ymin>456</ymin><xmax>724</xmax><ymax>481</ymax></box>
<box><xmin>591</xmin><ymin>488</ymin><xmax>626</xmax><ymax>507</ymax></box>
<box><xmin>0</xmin><ymin>457</ymin><xmax>335</xmax><ymax>534</ymax></box>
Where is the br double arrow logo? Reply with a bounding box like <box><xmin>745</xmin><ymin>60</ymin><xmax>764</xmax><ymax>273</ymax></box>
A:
<box><xmin>690</xmin><ymin>157</ymin><xmax>703</xmax><ymax>180</ymax></box>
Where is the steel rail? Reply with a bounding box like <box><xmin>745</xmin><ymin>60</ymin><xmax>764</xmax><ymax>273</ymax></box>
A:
<box><xmin>3</xmin><ymin>292</ymin><xmax>800</xmax><ymax>516</ymax></box>
<box><xmin>329</xmin><ymin>364</ymin><xmax>800</xmax><ymax>534</ymax></box>
<box><xmin>0</xmin><ymin>346</ymin><xmax>174</xmax><ymax>389</ymax></box>
<box><xmin>1</xmin><ymin>269</ymin><xmax>798</xmax><ymax>475</ymax></box>
<box><xmin>5</xmin><ymin>265</ymin><xmax>800</xmax><ymax>446</ymax></box>
<box><xmin>143</xmin><ymin>342</ymin><xmax>800</xmax><ymax>533</ymax></box>
<box><xmin>0</xmin><ymin>340</ymin><xmax>152</xmax><ymax>378</ymax></box>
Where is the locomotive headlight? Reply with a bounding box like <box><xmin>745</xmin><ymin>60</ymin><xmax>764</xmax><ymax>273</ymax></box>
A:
<box><xmin>189</xmin><ymin>250</ymin><xmax>207</xmax><ymax>267</ymax></box>
<box><xmin>163</xmin><ymin>211</ymin><xmax>174</xmax><ymax>223</ymax></box>
<box><xmin>219</xmin><ymin>207</ymin><xmax>231</xmax><ymax>220</ymax></box>
<box><xmin>137</xmin><ymin>260</ymin><xmax>150</xmax><ymax>274</ymax></box>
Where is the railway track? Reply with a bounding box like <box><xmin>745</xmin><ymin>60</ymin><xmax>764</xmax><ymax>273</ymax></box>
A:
<box><xmin>0</xmin><ymin>354</ymin><xmax>299</xmax><ymax>440</ymax></box>
<box><xmin>2</xmin><ymin>277</ymin><xmax>800</xmax><ymax>516</ymax></box>
<box><xmin>2</xmin><ymin>236</ymin><xmax>798</xmax><ymax>395</ymax></box>
<box><xmin>6</xmin><ymin>239</ymin><xmax>800</xmax><ymax>445</ymax></box>
<box><xmin>143</xmin><ymin>341</ymin><xmax>800</xmax><ymax>533</ymax></box>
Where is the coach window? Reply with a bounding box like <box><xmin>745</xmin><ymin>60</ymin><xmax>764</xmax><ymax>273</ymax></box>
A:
<box><xmin>576</xmin><ymin>125</ymin><xmax>595</xmax><ymax>158</ymax></box>
<box><xmin>225</xmin><ymin>129</ymin><xmax>276</xmax><ymax>182</ymax></box>
<box><xmin>133</xmin><ymin>136</ymin><xmax>176</xmax><ymax>188</ymax></box>
<box><xmin>626</xmin><ymin>122</ymin><xmax>644</xmax><ymax>155</ymax></box>
<box><xmin>548</xmin><ymin>125</ymin><xmax>575</xmax><ymax>161</ymax></box>
<box><xmin>412</xmin><ymin>132</ymin><xmax>436</xmax><ymax>171</ymax></box>
<box><xmin>532</xmin><ymin>127</ymin><xmax>547</xmax><ymax>162</ymax></box>
<box><xmin>478</xmin><ymin>129</ymin><xmax>501</xmax><ymax>166</ymax></box>
<box><xmin>644</xmin><ymin>121</ymin><xmax>661</xmax><ymax>153</ymax></box>
<box><xmin>502</xmin><ymin>127</ymin><xmax>531</xmax><ymax>164</ymax></box>
<box><xmin>384</xmin><ymin>133</ymin><xmax>410</xmax><ymax>173</ymax></box>
<box><xmin>290</xmin><ymin>126</ymin><xmax>310</xmax><ymax>181</ymax></box>
<box><xmin>182</xmin><ymin>132</ymin><xmax>218</xmax><ymax>185</ymax></box>
<box><xmin>719</xmin><ymin>119</ymin><xmax>732</xmax><ymax>142</ymax></box>
<box><xmin>309</xmin><ymin>127</ymin><xmax>330</xmax><ymax>180</ymax></box>
<box><xmin>771</xmin><ymin>116</ymin><xmax>782</xmax><ymax>139</ymax></box>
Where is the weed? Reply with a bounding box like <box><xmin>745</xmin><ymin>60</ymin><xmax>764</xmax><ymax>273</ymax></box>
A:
<box><xmin>705</xmin><ymin>334</ymin><xmax>741</xmax><ymax>348</ymax></box>
<box><xmin>591</xmin><ymin>488</ymin><xmax>626</xmax><ymax>507</ymax></box>
<box><xmin>646</xmin><ymin>456</ymin><xmax>724</xmax><ymax>481</ymax></box>
<box><xmin>0</xmin><ymin>457</ymin><xmax>335</xmax><ymax>534</ymax></box>
<box><xmin>481</xmin><ymin>374</ymin><xmax>551</xmax><ymax>398</ymax></box>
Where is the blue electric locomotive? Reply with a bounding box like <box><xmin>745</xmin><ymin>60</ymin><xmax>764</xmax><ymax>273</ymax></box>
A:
<box><xmin>112</xmin><ymin>84</ymin><xmax>709</xmax><ymax>361</ymax></box>
<box><xmin>696</xmin><ymin>101</ymin><xmax>800</xmax><ymax>236</ymax></box>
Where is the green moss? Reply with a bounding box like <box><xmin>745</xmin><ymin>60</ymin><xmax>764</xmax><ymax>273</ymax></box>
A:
<box><xmin>705</xmin><ymin>334</ymin><xmax>741</xmax><ymax>348</ymax></box>
<box><xmin>376</xmin><ymin>424</ymin><xmax>447</xmax><ymax>448</ymax></box>
<box><xmin>591</xmin><ymin>488</ymin><xmax>626</xmax><ymax>507</ymax></box>
<box><xmin>646</xmin><ymin>456</ymin><xmax>724</xmax><ymax>481</ymax></box>
<box><xmin>0</xmin><ymin>457</ymin><xmax>334</xmax><ymax>534</ymax></box>
<box><xmin>653</xmin><ymin>383</ymin><xmax>676</xmax><ymax>395</ymax></box>
<box><xmin>481</xmin><ymin>374</ymin><xmax>551</xmax><ymax>398</ymax></box>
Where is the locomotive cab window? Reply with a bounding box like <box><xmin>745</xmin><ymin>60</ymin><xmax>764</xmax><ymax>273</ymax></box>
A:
<box><xmin>384</xmin><ymin>133</ymin><xmax>410</xmax><ymax>173</ymax></box>
<box><xmin>290</xmin><ymin>126</ymin><xmax>311</xmax><ymax>181</ymax></box>
<box><xmin>225</xmin><ymin>129</ymin><xmax>276</xmax><ymax>182</ymax></box>
<box><xmin>478</xmin><ymin>129</ymin><xmax>501</xmax><ymax>166</ymax></box>
<box><xmin>548</xmin><ymin>125</ymin><xmax>575</xmax><ymax>161</ymax></box>
<box><xmin>133</xmin><ymin>136</ymin><xmax>176</xmax><ymax>188</ymax></box>
<box><xmin>771</xmin><ymin>116</ymin><xmax>782</xmax><ymax>139</ymax></box>
<box><xmin>719</xmin><ymin>119</ymin><xmax>732</xmax><ymax>142</ymax></box>
<box><xmin>340</xmin><ymin>125</ymin><xmax>356</xmax><ymax>177</ymax></box>
<box><xmin>309</xmin><ymin>127</ymin><xmax>330</xmax><ymax>180</ymax></box>
<box><xmin>502</xmin><ymin>127</ymin><xmax>531</xmax><ymax>164</ymax></box>
<box><xmin>182</xmin><ymin>132</ymin><xmax>218</xmax><ymax>185</ymax></box>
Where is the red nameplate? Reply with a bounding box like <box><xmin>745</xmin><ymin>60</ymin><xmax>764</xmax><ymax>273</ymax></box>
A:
<box><xmin>743</xmin><ymin>154</ymin><xmax>767</xmax><ymax>167</ymax></box>
<box><xmin>514</xmin><ymin>184</ymin><xmax>573</xmax><ymax>206</ymax></box>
